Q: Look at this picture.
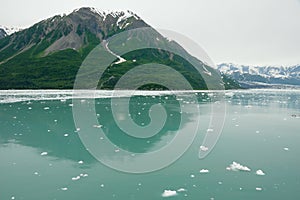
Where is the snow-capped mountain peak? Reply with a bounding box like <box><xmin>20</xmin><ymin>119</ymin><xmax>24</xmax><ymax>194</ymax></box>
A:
<box><xmin>217</xmin><ymin>63</ymin><xmax>300</xmax><ymax>87</ymax></box>
<box><xmin>0</xmin><ymin>25</ymin><xmax>22</xmax><ymax>35</ymax></box>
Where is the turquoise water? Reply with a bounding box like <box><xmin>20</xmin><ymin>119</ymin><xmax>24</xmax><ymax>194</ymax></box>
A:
<box><xmin>0</xmin><ymin>90</ymin><xmax>299</xmax><ymax>199</ymax></box>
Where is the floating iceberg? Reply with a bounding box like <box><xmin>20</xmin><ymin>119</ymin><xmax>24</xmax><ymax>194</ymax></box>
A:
<box><xmin>256</xmin><ymin>169</ymin><xmax>265</xmax><ymax>176</ymax></box>
<box><xmin>177</xmin><ymin>188</ymin><xmax>187</xmax><ymax>192</ymax></box>
<box><xmin>40</xmin><ymin>152</ymin><xmax>48</xmax><ymax>156</ymax></box>
<box><xmin>72</xmin><ymin>176</ymin><xmax>81</xmax><ymax>181</ymax></box>
<box><xmin>226</xmin><ymin>161</ymin><xmax>251</xmax><ymax>172</ymax></box>
<box><xmin>162</xmin><ymin>190</ymin><xmax>177</xmax><ymax>197</ymax></box>
<box><xmin>199</xmin><ymin>169</ymin><xmax>210</xmax><ymax>173</ymax></box>
<box><xmin>200</xmin><ymin>146</ymin><xmax>209</xmax><ymax>152</ymax></box>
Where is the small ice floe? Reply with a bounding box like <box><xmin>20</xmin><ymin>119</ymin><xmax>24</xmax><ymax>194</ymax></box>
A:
<box><xmin>190</xmin><ymin>174</ymin><xmax>195</xmax><ymax>178</ymax></box>
<box><xmin>11</xmin><ymin>196</ymin><xmax>15</xmax><ymax>200</ymax></box>
<box><xmin>93</xmin><ymin>124</ymin><xmax>103</xmax><ymax>128</ymax></box>
<box><xmin>40</xmin><ymin>152</ymin><xmax>48</xmax><ymax>156</ymax></box>
<box><xmin>72</xmin><ymin>176</ymin><xmax>81</xmax><ymax>181</ymax></box>
<box><xmin>200</xmin><ymin>146</ymin><xmax>209</xmax><ymax>152</ymax></box>
<box><xmin>256</xmin><ymin>170</ymin><xmax>265</xmax><ymax>176</ymax></box>
<box><xmin>226</xmin><ymin>161</ymin><xmax>251</xmax><ymax>172</ymax></box>
<box><xmin>64</xmin><ymin>134</ymin><xmax>69</xmax><ymax>137</ymax></box>
<box><xmin>78</xmin><ymin>160</ymin><xmax>84</xmax><ymax>164</ymax></box>
<box><xmin>61</xmin><ymin>187</ymin><xmax>68</xmax><ymax>191</ymax></box>
<box><xmin>68</xmin><ymin>103</ymin><xmax>73</xmax><ymax>107</ymax></box>
<box><xmin>255</xmin><ymin>187</ymin><xmax>263</xmax><ymax>191</ymax></box>
<box><xmin>256</xmin><ymin>130</ymin><xmax>260</xmax><ymax>134</ymax></box>
<box><xmin>199</xmin><ymin>169</ymin><xmax>210</xmax><ymax>174</ymax></box>
<box><xmin>177</xmin><ymin>188</ymin><xmax>187</xmax><ymax>192</ymax></box>
<box><xmin>162</xmin><ymin>190</ymin><xmax>177</xmax><ymax>197</ymax></box>
<box><xmin>28</xmin><ymin>107</ymin><xmax>32</xmax><ymax>110</ymax></box>
<box><xmin>80</xmin><ymin>173</ymin><xmax>88</xmax><ymax>177</ymax></box>
<box><xmin>283</xmin><ymin>147</ymin><xmax>289</xmax><ymax>151</ymax></box>
<box><xmin>44</xmin><ymin>107</ymin><xmax>50</xmax><ymax>110</ymax></box>
<box><xmin>207</xmin><ymin>128</ymin><xmax>214</xmax><ymax>132</ymax></box>
<box><xmin>100</xmin><ymin>184</ymin><xmax>105</xmax><ymax>188</ymax></box>
<box><xmin>34</xmin><ymin>172</ymin><xmax>39</xmax><ymax>175</ymax></box>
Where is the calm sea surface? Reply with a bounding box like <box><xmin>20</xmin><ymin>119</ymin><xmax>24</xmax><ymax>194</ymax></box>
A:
<box><xmin>0</xmin><ymin>89</ymin><xmax>299</xmax><ymax>200</ymax></box>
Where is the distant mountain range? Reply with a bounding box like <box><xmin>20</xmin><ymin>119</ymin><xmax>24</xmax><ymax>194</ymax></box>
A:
<box><xmin>0</xmin><ymin>7</ymin><xmax>238</xmax><ymax>90</ymax></box>
<box><xmin>218</xmin><ymin>63</ymin><xmax>300</xmax><ymax>88</ymax></box>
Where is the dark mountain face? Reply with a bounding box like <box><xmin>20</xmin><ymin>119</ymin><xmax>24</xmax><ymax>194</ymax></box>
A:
<box><xmin>0</xmin><ymin>7</ymin><xmax>235</xmax><ymax>90</ymax></box>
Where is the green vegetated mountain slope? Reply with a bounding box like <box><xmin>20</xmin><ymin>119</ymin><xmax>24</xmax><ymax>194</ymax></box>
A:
<box><xmin>0</xmin><ymin>7</ymin><xmax>240</xmax><ymax>90</ymax></box>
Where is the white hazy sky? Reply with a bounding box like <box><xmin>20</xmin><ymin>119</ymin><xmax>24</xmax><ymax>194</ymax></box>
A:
<box><xmin>1</xmin><ymin>0</ymin><xmax>300</xmax><ymax>65</ymax></box>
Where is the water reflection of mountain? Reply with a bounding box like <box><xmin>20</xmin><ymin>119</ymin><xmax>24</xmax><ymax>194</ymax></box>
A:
<box><xmin>0</xmin><ymin>95</ymin><xmax>200</xmax><ymax>164</ymax></box>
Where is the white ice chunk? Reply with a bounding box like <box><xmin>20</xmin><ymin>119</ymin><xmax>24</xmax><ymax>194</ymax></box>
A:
<box><xmin>226</xmin><ymin>161</ymin><xmax>251</xmax><ymax>172</ymax></box>
<box><xmin>199</xmin><ymin>169</ymin><xmax>210</xmax><ymax>173</ymax></box>
<box><xmin>200</xmin><ymin>145</ymin><xmax>209</xmax><ymax>152</ymax></box>
<box><xmin>256</xmin><ymin>187</ymin><xmax>263</xmax><ymax>191</ymax></box>
<box><xmin>40</xmin><ymin>152</ymin><xmax>48</xmax><ymax>156</ymax></box>
<box><xmin>256</xmin><ymin>169</ymin><xmax>265</xmax><ymax>176</ymax></box>
<box><xmin>162</xmin><ymin>190</ymin><xmax>177</xmax><ymax>197</ymax></box>
<box><xmin>177</xmin><ymin>188</ymin><xmax>187</xmax><ymax>192</ymax></box>
<box><xmin>72</xmin><ymin>176</ymin><xmax>81</xmax><ymax>181</ymax></box>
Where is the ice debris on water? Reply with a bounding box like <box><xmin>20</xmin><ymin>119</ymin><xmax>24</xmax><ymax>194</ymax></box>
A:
<box><xmin>256</xmin><ymin>169</ymin><xmax>265</xmax><ymax>176</ymax></box>
<box><xmin>162</xmin><ymin>190</ymin><xmax>177</xmax><ymax>197</ymax></box>
<box><xmin>226</xmin><ymin>161</ymin><xmax>251</xmax><ymax>172</ymax></box>
<box><xmin>256</xmin><ymin>187</ymin><xmax>263</xmax><ymax>191</ymax></box>
<box><xmin>72</xmin><ymin>176</ymin><xmax>81</xmax><ymax>181</ymax></box>
<box><xmin>200</xmin><ymin>145</ymin><xmax>209</xmax><ymax>152</ymax></box>
<box><xmin>199</xmin><ymin>169</ymin><xmax>210</xmax><ymax>173</ymax></box>
<box><xmin>61</xmin><ymin>187</ymin><xmax>68</xmax><ymax>191</ymax></box>
<box><xmin>40</xmin><ymin>152</ymin><xmax>48</xmax><ymax>156</ymax></box>
<box><xmin>177</xmin><ymin>188</ymin><xmax>187</xmax><ymax>192</ymax></box>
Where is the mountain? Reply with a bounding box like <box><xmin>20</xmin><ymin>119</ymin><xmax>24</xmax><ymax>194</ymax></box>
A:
<box><xmin>0</xmin><ymin>25</ymin><xmax>22</xmax><ymax>39</ymax></box>
<box><xmin>0</xmin><ymin>7</ymin><xmax>238</xmax><ymax>90</ymax></box>
<box><xmin>218</xmin><ymin>63</ymin><xmax>300</xmax><ymax>88</ymax></box>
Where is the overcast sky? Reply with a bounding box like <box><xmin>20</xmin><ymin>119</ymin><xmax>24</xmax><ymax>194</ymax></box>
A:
<box><xmin>1</xmin><ymin>0</ymin><xmax>300</xmax><ymax>66</ymax></box>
